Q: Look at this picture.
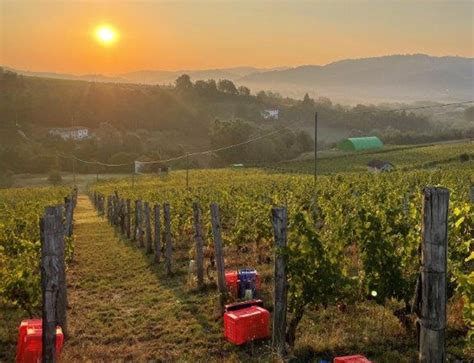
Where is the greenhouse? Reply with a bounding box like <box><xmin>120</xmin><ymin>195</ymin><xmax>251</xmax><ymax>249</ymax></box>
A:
<box><xmin>338</xmin><ymin>136</ymin><xmax>384</xmax><ymax>151</ymax></box>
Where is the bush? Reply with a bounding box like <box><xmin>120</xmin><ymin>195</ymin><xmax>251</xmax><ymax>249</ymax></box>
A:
<box><xmin>47</xmin><ymin>170</ymin><xmax>62</xmax><ymax>185</ymax></box>
<box><xmin>459</xmin><ymin>153</ymin><xmax>470</xmax><ymax>162</ymax></box>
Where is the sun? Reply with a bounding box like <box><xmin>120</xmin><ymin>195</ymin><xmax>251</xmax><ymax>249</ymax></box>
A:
<box><xmin>95</xmin><ymin>25</ymin><xmax>118</xmax><ymax>46</ymax></box>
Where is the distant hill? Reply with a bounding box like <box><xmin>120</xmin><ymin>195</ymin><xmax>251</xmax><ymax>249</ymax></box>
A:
<box><xmin>239</xmin><ymin>54</ymin><xmax>474</xmax><ymax>103</ymax></box>
<box><xmin>3</xmin><ymin>54</ymin><xmax>473</xmax><ymax>103</ymax></box>
<box><xmin>2</xmin><ymin>67</ymin><xmax>129</xmax><ymax>83</ymax></box>
<box><xmin>3</xmin><ymin>66</ymin><xmax>282</xmax><ymax>85</ymax></box>
<box><xmin>119</xmin><ymin>67</ymin><xmax>275</xmax><ymax>84</ymax></box>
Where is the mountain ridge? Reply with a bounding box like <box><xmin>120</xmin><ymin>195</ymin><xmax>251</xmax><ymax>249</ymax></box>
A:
<box><xmin>3</xmin><ymin>54</ymin><xmax>473</xmax><ymax>102</ymax></box>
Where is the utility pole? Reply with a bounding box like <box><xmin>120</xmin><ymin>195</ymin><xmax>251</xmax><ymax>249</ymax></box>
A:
<box><xmin>72</xmin><ymin>157</ymin><xmax>76</xmax><ymax>185</ymax></box>
<box><xmin>314</xmin><ymin>111</ymin><xmax>318</xmax><ymax>186</ymax></box>
<box><xmin>186</xmin><ymin>153</ymin><xmax>190</xmax><ymax>188</ymax></box>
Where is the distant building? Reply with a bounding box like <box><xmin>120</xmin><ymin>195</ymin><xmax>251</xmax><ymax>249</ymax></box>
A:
<box><xmin>134</xmin><ymin>160</ymin><xmax>170</xmax><ymax>174</ymax></box>
<box><xmin>338</xmin><ymin>136</ymin><xmax>383</xmax><ymax>152</ymax></box>
<box><xmin>367</xmin><ymin>160</ymin><xmax>395</xmax><ymax>173</ymax></box>
<box><xmin>262</xmin><ymin>109</ymin><xmax>279</xmax><ymax>120</ymax></box>
<box><xmin>49</xmin><ymin>127</ymin><xmax>89</xmax><ymax>140</ymax></box>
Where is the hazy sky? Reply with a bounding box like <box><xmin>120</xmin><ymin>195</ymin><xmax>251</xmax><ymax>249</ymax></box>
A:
<box><xmin>1</xmin><ymin>0</ymin><xmax>473</xmax><ymax>74</ymax></box>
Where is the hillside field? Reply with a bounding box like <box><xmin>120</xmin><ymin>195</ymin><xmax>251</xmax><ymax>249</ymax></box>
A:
<box><xmin>266</xmin><ymin>140</ymin><xmax>474</xmax><ymax>174</ymax></box>
<box><xmin>1</xmin><ymin>143</ymin><xmax>472</xmax><ymax>362</ymax></box>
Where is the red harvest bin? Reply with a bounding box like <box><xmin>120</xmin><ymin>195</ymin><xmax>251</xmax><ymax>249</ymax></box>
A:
<box><xmin>225</xmin><ymin>270</ymin><xmax>239</xmax><ymax>298</ymax></box>
<box><xmin>16</xmin><ymin>319</ymin><xmax>64</xmax><ymax>363</ymax></box>
<box><xmin>224</xmin><ymin>301</ymin><xmax>270</xmax><ymax>345</ymax></box>
<box><xmin>334</xmin><ymin>355</ymin><xmax>372</xmax><ymax>363</ymax></box>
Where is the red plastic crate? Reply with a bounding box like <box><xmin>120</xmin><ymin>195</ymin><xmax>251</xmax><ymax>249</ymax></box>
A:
<box><xmin>334</xmin><ymin>355</ymin><xmax>371</xmax><ymax>363</ymax></box>
<box><xmin>225</xmin><ymin>270</ymin><xmax>239</xmax><ymax>298</ymax></box>
<box><xmin>224</xmin><ymin>304</ymin><xmax>270</xmax><ymax>345</ymax></box>
<box><xmin>16</xmin><ymin>319</ymin><xmax>64</xmax><ymax>363</ymax></box>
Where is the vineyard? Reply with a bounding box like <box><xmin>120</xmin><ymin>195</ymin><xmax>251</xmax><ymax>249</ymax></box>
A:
<box><xmin>0</xmin><ymin>186</ymin><xmax>73</xmax><ymax>359</ymax></box>
<box><xmin>268</xmin><ymin>141</ymin><xmax>474</xmax><ymax>174</ymax></box>
<box><xmin>87</xmin><ymin>167</ymin><xmax>473</xmax><ymax>360</ymax></box>
<box><xmin>0</xmin><ymin>164</ymin><xmax>472</xmax><ymax>361</ymax></box>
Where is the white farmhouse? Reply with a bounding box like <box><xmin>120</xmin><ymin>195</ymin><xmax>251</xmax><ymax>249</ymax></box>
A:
<box><xmin>262</xmin><ymin>109</ymin><xmax>279</xmax><ymax>120</ymax></box>
<box><xmin>49</xmin><ymin>127</ymin><xmax>90</xmax><ymax>140</ymax></box>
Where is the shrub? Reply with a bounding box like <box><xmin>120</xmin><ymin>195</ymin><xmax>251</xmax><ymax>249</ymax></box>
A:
<box><xmin>459</xmin><ymin>153</ymin><xmax>470</xmax><ymax>163</ymax></box>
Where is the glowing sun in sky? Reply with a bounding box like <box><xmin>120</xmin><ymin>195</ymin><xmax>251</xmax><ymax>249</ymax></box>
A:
<box><xmin>95</xmin><ymin>25</ymin><xmax>118</xmax><ymax>46</ymax></box>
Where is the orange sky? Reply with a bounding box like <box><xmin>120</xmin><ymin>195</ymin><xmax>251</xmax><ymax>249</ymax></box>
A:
<box><xmin>1</xmin><ymin>0</ymin><xmax>473</xmax><ymax>74</ymax></box>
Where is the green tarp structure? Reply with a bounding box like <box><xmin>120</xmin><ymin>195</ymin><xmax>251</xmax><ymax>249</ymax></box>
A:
<box><xmin>338</xmin><ymin>136</ymin><xmax>383</xmax><ymax>151</ymax></box>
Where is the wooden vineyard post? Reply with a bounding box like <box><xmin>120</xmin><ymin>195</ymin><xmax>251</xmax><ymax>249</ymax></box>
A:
<box><xmin>106</xmin><ymin>196</ymin><xmax>111</xmax><ymax>222</ymax></box>
<box><xmin>417</xmin><ymin>187</ymin><xmax>449</xmax><ymax>363</ymax></box>
<box><xmin>193</xmin><ymin>202</ymin><xmax>205</xmax><ymax>288</ymax></box>
<box><xmin>134</xmin><ymin>200</ymin><xmax>142</xmax><ymax>244</ymax></box>
<box><xmin>101</xmin><ymin>195</ymin><xmax>105</xmax><ymax>216</ymax></box>
<box><xmin>470</xmin><ymin>185</ymin><xmax>474</xmax><ymax>203</ymax></box>
<box><xmin>271</xmin><ymin>207</ymin><xmax>288</xmax><ymax>356</ymax></box>
<box><xmin>210</xmin><ymin>203</ymin><xmax>227</xmax><ymax>305</ymax></box>
<box><xmin>98</xmin><ymin>195</ymin><xmax>104</xmax><ymax>216</ymax></box>
<box><xmin>163</xmin><ymin>203</ymin><xmax>172</xmax><ymax>275</ymax></box>
<box><xmin>64</xmin><ymin>196</ymin><xmax>73</xmax><ymax>238</ymax></box>
<box><xmin>154</xmin><ymin>204</ymin><xmax>161</xmax><ymax>263</ymax></box>
<box><xmin>113</xmin><ymin>191</ymin><xmax>120</xmax><ymax>226</ymax></box>
<box><xmin>144</xmin><ymin>202</ymin><xmax>153</xmax><ymax>254</ymax></box>
<box><xmin>138</xmin><ymin>200</ymin><xmax>144</xmax><ymax>247</ymax></box>
<box><xmin>119</xmin><ymin>199</ymin><xmax>126</xmax><ymax>235</ymax></box>
<box><xmin>126</xmin><ymin>199</ymin><xmax>131</xmax><ymax>239</ymax></box>
<box><xmin>40</xmin><ymin>206</ymin><xmax>67</xmax><ymax>362</ymax></box>
<box><xmin>111</xmin><ymin>195</ymin><xmax>116</xmax><ymax>225</ymax></box>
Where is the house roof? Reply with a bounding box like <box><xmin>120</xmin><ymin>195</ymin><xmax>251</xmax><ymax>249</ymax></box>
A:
<box><xmin>49</xmin><ymin>126</ymin><xmax>89</xmax><ymax>132</ymax></box>
<box><xmin>367</xmin><ymin>159</ymin><xmax>394</xmax><ymax>169</ymax></box>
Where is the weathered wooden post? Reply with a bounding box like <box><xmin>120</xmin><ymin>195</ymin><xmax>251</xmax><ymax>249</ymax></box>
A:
<box><xmin>64</xmin><ymin>196</ymin><xmax>73</xmax><ymax>237</ymax></box>
<box><xmin>144</xmin><ymin>202</ymin><xmax>153</xmax><ymax>254</ymax></box>
<box><xmin>111</xmin><ymin>195</ymin><xmax>116</xmax><ymax>225</ymax></box>
<box><xmin>133</xmin><ymin>200</ymin><xmax>141</xmax><ymax>243</ymax></box>
<box><xmin>119</xmin><ymin>199</ymin><xmax>126</xmax><ymax>235</ymax></box>
<box><xmin>271</xmin><ymin>207</ymin><xmax>288</xmax><ymax>356</ymax></box>
<box><xmin>106</xmin><ymin>196</ymin><xmax>111</xmax><ymax>222</ymax></box>
<box><xmin>210</xmin><ymin>203</ymin><xmax>227</xmax><ymax>302</ymax></box>
<box><xmin>113</xmin><ymin>191</ymin><xmax>120</xmax><ymax>226</ymax></box>
<box><xmin>98</xmin><ymin>195</ymin><xmax>104</xmax><ymax>216</ymax></box>
<box><xmin>137</xmin><ymin>200</ymin><xmax>144</xmax><ymax>247</ymax></box>
<box><xmin>153</xmin><ymin>204</ymin><xmax>161</xmax><ymax>263</ymax></box>
<box><xmin>126</xmin><ymin>199</ymin><xmax>131</xmax><ymax>239</ymax></box>
<box><xmin>40</xmin><ymin>206</ymin><xmax>67</xmax><ymax>362</ymax></box>
<box><xmin>415</xmin><ymin>187</ymin><xmax>449</xmax><ymax>363</ymax></box>
<box><xmin>163</xmin><ymin>203</ymin><xmax>172</xmax><ymax>275</ymax></box>
<box><xmin>193</xmin><ymin>202</ymin><xmax>205</xmax><ymax>288</ymax></box>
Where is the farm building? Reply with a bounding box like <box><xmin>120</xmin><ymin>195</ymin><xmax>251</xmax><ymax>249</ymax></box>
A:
<box><xmin>338</xmin><ymin>136</ymin><xmax>383</xmax><ymax>151</ymax></box>
<box><xmin>48</xmin><ymin>126</ymin><xmax>90</xmax><ymax>140</ymax></box>
<box><xmin>262</xmin><ymin>109</ymin><xmax>279</xmax><ymax>120</ymax></box>
<box><xmin>367</xmin><ymin>160</ymin><xmax>395</xmax><ymax>172</ymax></box>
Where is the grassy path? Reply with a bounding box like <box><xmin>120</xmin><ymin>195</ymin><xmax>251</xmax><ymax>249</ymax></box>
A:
<box><xmin>62</xmin><ymin>195</ymin><xmax>239</xmax><ymax>362</ymax></box>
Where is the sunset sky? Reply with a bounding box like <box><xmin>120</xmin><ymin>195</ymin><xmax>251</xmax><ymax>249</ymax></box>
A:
<box><xmin>1</xmin><ymin>0</ymin><xmax>473</xmax><ymax>75</ymax></box>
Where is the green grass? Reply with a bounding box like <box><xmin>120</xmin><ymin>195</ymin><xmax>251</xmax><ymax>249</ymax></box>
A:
<box><xmin>4</xmin><ymin>195</ymin><xmax>460</xmax><ymax>362</ymax></box>
<box><xmin>267</xmin><ymin>141</ymin><xmax>474</xmax><ymax>174</ymax></box>
<box><xmin>2</xmin><ymin>181</ymin><xmax>471</xmax><ymax>361</ymax></box>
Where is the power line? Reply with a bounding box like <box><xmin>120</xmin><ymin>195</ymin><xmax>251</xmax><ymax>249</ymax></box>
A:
<box><xmin>373</xmin><ymin>100</ymin><xmax>474</xmax><ymax>113</ymax></box>
<box><xmin>51</xmin><ymin>100</ymin><xmax>474</xmax><ymax>169</ymax></box>
<box><xmin>59</xmin><ymin>127</ymin><xmax>284</xmax><ymax>168</ymax></box>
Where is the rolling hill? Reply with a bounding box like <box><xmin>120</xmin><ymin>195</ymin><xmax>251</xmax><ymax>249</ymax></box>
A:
<box><xmin>239</xmin><ymin>54</ymin><xmax>474</xmax><ymax>102</ymax></box>
<box><xmin>4</xmin><ymin>54</ymin><xmax>473</xmax><ymax>103</ymax></box>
